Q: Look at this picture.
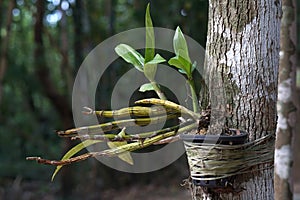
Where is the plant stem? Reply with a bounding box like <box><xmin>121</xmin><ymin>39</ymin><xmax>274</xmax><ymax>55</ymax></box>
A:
<box><xmin>72</xmin><ymin>123</ymin><xmax>185</xmax><ymax>141</ymax></box>
<box><xmin>100</xmin><ymin>122</ymin><xmax>197</xmax><ymax>156</ymax></box>
<box><xmin>135</xmin><ymin>98</ymin><xmax>200</xmax><ymax>119</ymax></box>
<box><xmin>188</xmin><ymin>79</ymin><xmax>199</xmax><ymax>113</ymax></box>
<box><xmin>150</xmin><ymin>81</ymin><xmax>167</xmax><ymax>100</ymax></box>
<box><xmin>27</xmin><ymin>122</ymin><xmax>198</xmax><ymax>166</ymax></box>
<box><xmin>82</xmin><ymin>106</ymin><xmax>177</xmax><ymax>118</ymax></box>
<box><xmin>57</xmin><ymin>113</ymin><xmax>179</xmax><ymax>137</ymax></box>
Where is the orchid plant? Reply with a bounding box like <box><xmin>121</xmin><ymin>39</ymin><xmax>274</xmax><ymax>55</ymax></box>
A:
<box><xmin>27</xmin><ymin>3</ymin><xmax>202</xmax><ymax>181</ymax></box>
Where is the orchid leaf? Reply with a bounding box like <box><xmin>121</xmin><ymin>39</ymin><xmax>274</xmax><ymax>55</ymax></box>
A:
<box><xmin>147</xmin><ymin>54</ymin><xmax>165</xmax><ymax>64</ymax></box>
<box><xmin>191</xmin><ymin>61</ymin><xmax>197</xmax><ymax>72</ymax></box>
<box><xmin>145</xmin><ymin>3</ymin><xmax>155</xmax><ymax>63</ymax></box>
<box><xmin>173</xmin><ymin>26</ymin><xmax>191</xmax><ymax>63</ymax></box>
<box><xmin>51</xmin><ymin>140</ymin><xmax>103</xmax><ymax>181</ymax></box>
<box><xmin>139</xmin><ymin>83</ymin><xmax>155</xmax><ymax>92</ymax></box>
<box><xmin>144</xmin><ymin>54</ymin><xmax>165</xmax><ymax>81</ymax></box>
<box><xmin>107</xmin><ymin>128</ymin><xmax>133</xmax><ymax>165</ymax></box>
<box><xmin>168</xmin><ymin>55</ymin><xmax>191</xmax><ymax>77</ymax></box>
<box><xmin>170</xmin><ymin>27</ymin><xmax>193</xmax><ymax>78</ymax></box>
<box><xmin>115</xmin><ymin>44</ymin><xmax>144</xmax><ymax>72</ymax></box>
<box><xmin>107</xmin><ymin>141</ymin><xmax>134</xmax><ymax>165</ymax></box>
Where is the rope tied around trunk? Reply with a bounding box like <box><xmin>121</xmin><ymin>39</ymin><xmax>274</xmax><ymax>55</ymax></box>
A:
<box><xmin>183</xmin><ymin>134</ymin><xmax>275</xmax><ymax>181</ymax></box>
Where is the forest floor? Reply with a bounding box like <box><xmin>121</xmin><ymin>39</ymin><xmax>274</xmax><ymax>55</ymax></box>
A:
<box><xmin>102</xmin><ymin>184</ymin><xmax>191</xmax><ymax>200</ymax></box>
<box><xmin>1</xmin><ymin>177</ymin><xmax>300</xmax><ymax>200</ymax></box>
<box><xmin>0</xmin><ymin>178</ymin><xmax>191</xmax><ymax>200</ymax></box>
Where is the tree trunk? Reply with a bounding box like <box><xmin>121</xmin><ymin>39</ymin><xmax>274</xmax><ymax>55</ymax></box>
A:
<box><xmin>274</xmin><ymin>0</ymin><xmax>297</xmax><ymax>199</ymax></box>
<box><xmin>190</xmin><ymin>0</ymin><xmax>281</xmax><ymax>199</ymax></box>
<box><xmin>34</xmin><ymin>0</ymin><xmax>74</xmax><ymax>197</ymax></box>
<box><xmin>0</xmin><ymin>0</ymin><xmax>14</xmax><ymax>105</ymax></box>
<box><xmin>59</xmin><ymin>2</ymin><xmax>73</xmax><ymax>97</ymax></box>
<box><xmin>72</xmin><ymin>0</ymin><xmax>84</xmax><ymax>71</ymax></box>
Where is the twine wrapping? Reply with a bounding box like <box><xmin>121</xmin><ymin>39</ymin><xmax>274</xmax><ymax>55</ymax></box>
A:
<box><xmin>183</xmin><ymin>134</ymin><xmax>274</xmax><ymax>181</ymax></box>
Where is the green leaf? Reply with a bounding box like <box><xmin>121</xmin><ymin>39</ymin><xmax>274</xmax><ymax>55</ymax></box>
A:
<box><xmin>145</xmin><ymin>3</ymin><xmax>155</xmax><ymax>63</ymax></box>
<box><xmin>115</xmin><ymin>44</ymin><xmax>145</xmax><ymax>72</ymax></box>
<box><xmin>107</xmin><ymin>141</ymin><xmax>134</xmax><ymax>165</ymax></box>
<box><xmin>168</xmin><ymin>57</ymin><xmax>184</xmax><ymax>71</ymax></box>
<box><xmin>116</xmin><ymin>127</ymin><xmax>127</xmax><ymax>138</ymax></box>
<box><xmin>144</xmin><ymin>54</ymin><xmax>165</xmax><ymax>81</ymax></box>
<box><xmin>144</xmin><ymin>63</ymin><xmax>157</xmax><ymax>81</ymax></box>
<box><xmin>168</xmin><ymin>55</ymin><xmax>192</xmax><ymax>77</ymax></box>
<box><xmin>178</xmin><ymin>69</ymin><xmax>186</xmax><ymax>74</ymax></box>
<box><xmin>51</xmin><ymin>140</ymin><xmax>103</xmax><ymax>181</ymax></box>
<box><xmin>191</xmin><ymin>61</ymin><xmax>197</xmax><ymax>72</ymax></box>
<box><xmin>139</xmin><ymin>83</ymin><xmax>155</xmax><ymax>92</ymax></box>
<box><xmin>173</xmin><ymin>26</ymin><xmax>191</xmax><ymax>64</ymax></box>
<box><xmin>147</xmin><ymin>54</ymin><xmax>165</xmax><ymax>64</ymax></box>
<box><xmin>170</xmin><ymin>27</ymin><xmax>193</xmax><ymax>78</ymax></box>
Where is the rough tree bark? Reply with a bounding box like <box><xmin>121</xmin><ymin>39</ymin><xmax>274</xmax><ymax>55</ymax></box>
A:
<box><xmin>190</xmin><ymin>0</ymin><xmax>281</xmax><ymax>199</ymax></box>
<box><xmin>274</xmin><ymin>0</ymin><xmax>297</xmax><ymax>199</ymax></box>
